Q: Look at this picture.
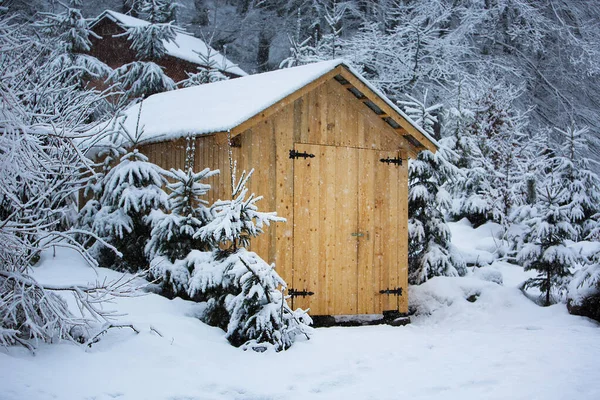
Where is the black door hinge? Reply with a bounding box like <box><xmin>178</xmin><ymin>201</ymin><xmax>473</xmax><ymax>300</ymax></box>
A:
<box><xmin>288</xmin><ymin>288</ymin><xmax>315</xmax><ymax>297</ymax></box>
<box><xmin>380</xmin><ymin>157</ymin><xmax>402</xmax><ymax>165</ymax></box>
<box><xmin>380</xmin><ymin>287</ymin><xmax>403</xmax><ymax>296</ymax></box>
<box><xmin>290</xmin><ymin>150</ymin><xmax>315</xmax><ymax>159</ymax></box>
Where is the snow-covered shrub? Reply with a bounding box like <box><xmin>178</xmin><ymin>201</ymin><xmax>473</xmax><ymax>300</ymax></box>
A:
<box><xmin>473</xmin><ymin>266</ymin><xmax>503</xmax><ymax>285</ymax></box>
<box><xmin>567</xmin><ymin>251</ymin><xmax>600</xmax><ymax>322</ymax></box>
<box><xmin>93</xmin><ymin>149</ymin><xmax>168</xmax><ymax>272</ymax></box>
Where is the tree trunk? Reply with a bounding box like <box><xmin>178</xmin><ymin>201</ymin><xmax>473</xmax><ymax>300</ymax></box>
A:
<box><xmin>546</xmin><ymin>268</ymin><xmax>551</xmax><ymax>306</ymax></box>
<box><xmin>257</xmin><ymin>30</ymin><xmax>272</xmax><ymax>72</ymax></box>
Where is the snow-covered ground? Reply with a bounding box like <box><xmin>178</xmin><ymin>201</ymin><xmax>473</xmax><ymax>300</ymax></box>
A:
<box><xmin>1</xmin><ymin>222</ymin><xmax>599</xmax><ymax>400</ymax></box>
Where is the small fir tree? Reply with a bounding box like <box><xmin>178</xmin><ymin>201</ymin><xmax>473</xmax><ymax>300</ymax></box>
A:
<box><xmin>449</xmin><ymin>84</ymin><xmax>531</xmax><ymax>226</ymax></box>
<box><xmin>142</xmin><ymin>0</ymin><xmax>178</xmax><ymax>24</ymax></box>
<box><xmin>190</xmin><ymin>169</ymin><xmax>311</xmax><ymax>351</ymax></box>
<box><xmin>179</xmin><ymin>48</ymin><xmax>229</xmax><ymax>87</ymax></box>
<box><xmin>146</xmin><ymin>167</ymin><xmax>218</xmax><ymax>262</ymax></box>
<box><xmin>408</xmin><ymin>149</ymin><xmax>466</xmax><ymax>284</ymax></box>
<box><xmin>36</xmin><ymin>5</ymin><xmax>111</xmax><ymax>90</ymax></box>
<box><xmin>126</xmin><ymin>23</ymin><xmax>177</xmax><ymax>61</ymax></box>
<box><xmin>401</xmin><ymin>91</ymin><xmax>466</xmax><ymax>283</ymax></box>
<box><xmin>517</xmin><ymin>167</ymin><xmax>579</xmax><ymax>306</ymax></box>
<box><xmin>92</xmin><ymin>149</ymin><xmax>168</xmax><ymax>272</ymax></box>
<box><xmin>109</xmin><ymin>61</ymin><xmax>175</xmax><ymax>99</ymax></box>
<box><xmin>554</xmin><ymin>125</ymin><xmax>600</xmax><ymax>240</ymax></box>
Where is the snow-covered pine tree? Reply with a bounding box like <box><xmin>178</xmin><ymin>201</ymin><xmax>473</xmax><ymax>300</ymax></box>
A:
<box><xmin>451</xmin><ymin>84</ymin><xmax>531</xmax><ymax>226</ymax></box>
<box><xmin>92</xmin><ymin>149</ymin><xmax>168</xmax><ymax>272</ymax></box>
<box><xmin>190</xmin><ymin>169</ymin><xmax>311</xmax><ymax>351</ymax></box>
<box><xmin>401</xmin><ymin>92</ymin><xmax>465</xmax><ymax>283</ymax></box>
<box><xmin>126</xmin><ymin>21</ymin><xmax>176</xmax><ymax>61</ymax></box>
<box><xmin>554</xmin><ymin>125</ymin><xmax>600</xmax><ymax>240</ymax></box>
<box><xmin>34</xmin><ymin>4</ymin><xmax>112</xmax><ymax>121</ymax></box>
<box><xmin>567</xmin><ymin>243</ymin><xmax>600</xmax><ymax>322</ymax></box>
<box><xmin>142</xmin><ymin>0</ymin><xmax>178</xmax><ymax>24</ymax></box>
<box><xmin>179</xmin><ymin>46</ymin><xmax>229</xmax><ymax>87</ymax></box>
<box><xmin>314</xmin><ymin>0</ymin><xmax>347</xmax><ymax>60</ymax></box>
<box><xmin>398</xmin><ymin>90</ymin><xmax>441</xmax><ymax>135</ymax></box>
<box><xmin>147</xmin><ymin>166</ymin><xmax>218</xmax><ymax>262</ymax></box>
<box><xmin>109</xmin><ymin>61</ymin><xmax>176</xmax><ymax>100</ymax></box>
<box><xmin>110</xmin><ymin>0</ymin><xmax>178</xmax><ymax>102</ymax></box>
<box><xmin>146</xmin><ymin>166</ymin><xmax>218</xmax><ymax>298</ymax></box>
<box><xmin>76</xmin><ymin>145</ymin><xmax>124</xmax><ymax>248</ymax></box>
<box><xmin>517</xmin><ymin>163</ymin><xmax>579</xmax><ymax>306</ymax></box>
<box><xmin>279</xmin><ymin>35</ymin><xmax>317</xmax><ymax>69</ymax></box>
<box><xmin>408</xmin><ymin>147</ymin><xmax>466</xmax><ymax>284</ymax></box>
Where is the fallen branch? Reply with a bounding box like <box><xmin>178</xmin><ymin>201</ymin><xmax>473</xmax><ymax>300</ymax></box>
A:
<box><xmin>85</xmin><ymin>323</ymin><xmax>140</xmax><ymax>347</ymax></box>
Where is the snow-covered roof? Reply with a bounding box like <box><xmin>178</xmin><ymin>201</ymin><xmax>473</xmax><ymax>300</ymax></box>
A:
<box><xmin>90</xmin><ymin>10</ymin><xmax>247</xmax><ymax>77</ymax></box>
<box><xmin>101</xmin><ymin>60</ymin><xmax>437</xmax><ymax>150</ymax></box>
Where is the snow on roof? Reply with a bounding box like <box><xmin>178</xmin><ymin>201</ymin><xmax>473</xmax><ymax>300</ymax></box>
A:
<box><xmin>102</xmin><ymin>59</ymin><xmax>437</xmax><ymax>149</ymax></box>
<box><xmin>91</xmin><ymin>10</ymin><xmax>247</xmax><ymax>77</ymax></box>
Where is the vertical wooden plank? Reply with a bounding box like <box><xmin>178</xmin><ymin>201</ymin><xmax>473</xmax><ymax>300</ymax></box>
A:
<box><xmin>318</xmin><ymin>145</ymin><xmax>336</xmax><ymax>314</ymax></box>
<box><xmin>333</xmin><ymin>146</ymin><xmax>358</xmax><ymax>314</ymax></box>
<box><xmin>323</xmin><ymin>83</ymin><xmax>334</xmax><ymax>146</ymax></box>
<box><xmin>291</xmin><ymin>143</ymin><xmax>314</xmax><ymax>311</ymax></box>
<box><xmin>357</xmin><ymin>148</ymin><xmax>376</xmax><ymax>314</ymax></box>
<box><xmin>398</xmin><ymin>152</ymin><xmax>409</xmax><ymax>313</ymax></box>
<box><xmin>387</xmin><ymin>151</ymin><xmax>400</xmax><ymax>312</ymax></box>
<box><xmin>274</xmin><ymin>107</ymin><xmax>295</xmax><ymax>287</ymax></box>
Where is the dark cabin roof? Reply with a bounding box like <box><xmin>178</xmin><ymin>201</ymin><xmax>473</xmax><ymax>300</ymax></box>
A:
<box><xmin>90</xmin><ymin>10</ymin><xmax>247</xmax><ymax>78</ymax></box>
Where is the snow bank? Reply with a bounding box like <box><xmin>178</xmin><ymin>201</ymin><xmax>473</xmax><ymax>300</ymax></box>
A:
<box><xmin>2</xmin><ymin>219</ymin><xmax>600</xmax><ymax>400</ymax></box>
<box><xmin>449</xmin><ymin>219</ymin><xmax>503</xmax><ymax>266</ymax></box>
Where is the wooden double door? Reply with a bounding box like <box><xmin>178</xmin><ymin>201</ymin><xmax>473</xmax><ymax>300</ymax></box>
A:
<box><xmin>292</xmin><ymin>143</ymin><xmax>407</xmax><ymax>316</ymax></box>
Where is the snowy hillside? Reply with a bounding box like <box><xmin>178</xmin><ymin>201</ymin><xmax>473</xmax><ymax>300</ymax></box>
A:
<box><xmin>1</xmin><ymin>222</ymin><xmax>599</xmax><ymax>400</ymax></box>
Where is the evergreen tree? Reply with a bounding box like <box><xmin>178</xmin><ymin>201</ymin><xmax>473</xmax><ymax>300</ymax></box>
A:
<box><xmin>146</xmin><ymin>167</ymin><xmax>218</xmax><ymax>262</ymax></box>
<box><xmin>126</xmin><ymin>22</ymin><xmax>176</xmax><ymax>61</ymax></box>
<box><xmin>189</xmin><ymin>169</ymin><xmax>310</xmax><ymax>351</ymax></box>
<box><xmin>92</xmin><ymin>149</ymin><xmax>168</xmax><ymax>272</ymax></box>
<box><xmin>517</xmin><ymin>165</ymin><xmax>579</xmax><ymax>306</ymax></box>
<box><xmin>195</xmin><ymin>169</ymin><xmax>283</xmax><ymax>250</ymax></box>
<box><xmin>408</xmin><ymin>148</ymin><xmax>466</xmax><ymax>284</ymax></box>
<box><xmin>401</xmin><ymin>92</ymin><xmax>465</xmax><ymax>284</ymax></box>
<box><xmin>398</xmin><ymin>90</ymin><xmax>441</xmax><ymax>135</ymax></box>
<box><xmin>179</xmin><ymin>48</ymin><xmax>229</xmax><ymax>87</ymax></box>
<box><xmin>450</xmin><ymin>84</ymin><xmax>531</xmax><ymax>226</ymax></box>
<box><xmin>314</xmin><ymin>0</ymin><xmax>346</xmax><ymax>60</ymax></box>
<box><xmin>112</xmin><ymin>0</ymin><xmax>178</xmax><ymax>102</ymax></box>
<box><xmin>35</xmin><ymin>4</ymin><xmax>111</xmax><ymax>101</ymax></box>
<box><xmin>554</xmin><ymin>125</ymin><xmax>600</xmax><ymax>240</ymax></box>
<box><xmin>109</xmin><ymin>61</ymin><xmax>175</xmax><ymax>100</ymax></box>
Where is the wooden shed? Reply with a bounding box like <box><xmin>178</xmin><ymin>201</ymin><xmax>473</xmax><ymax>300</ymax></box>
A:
<box><xmin>111</xmin><ymin>60</ymin><xmax>437</xmax><ymax>321</ymax></box>
<box><xmin>88</xmin><ymin>10</ymin><xmax>247</xmax><ymax>82</ymax></box>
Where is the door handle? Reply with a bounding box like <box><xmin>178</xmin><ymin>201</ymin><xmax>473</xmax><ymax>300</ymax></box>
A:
<box><xmin>351</xmin><ymin>231</ymin><xmax>369</xmax><ymax>239</ymax></box>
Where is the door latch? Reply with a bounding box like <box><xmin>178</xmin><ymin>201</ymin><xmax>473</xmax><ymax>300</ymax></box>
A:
<box><xmin>351</xmin><ymin>231</ymin><xmax>369</xmax><ymax>239</ymax></box>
